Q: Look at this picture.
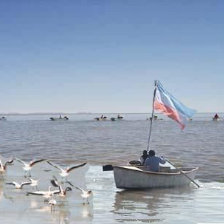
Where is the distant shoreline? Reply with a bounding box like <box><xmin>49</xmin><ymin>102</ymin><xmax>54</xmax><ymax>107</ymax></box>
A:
<box><xmin>0</xmin><ymin>112</ymin><xmax>223</xmax><ymax>116</ymax></box>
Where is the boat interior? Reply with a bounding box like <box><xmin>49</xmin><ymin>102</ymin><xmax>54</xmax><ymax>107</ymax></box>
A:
<box><xmin>131</xmin><ymin>165</ymin><xmax>197</xmax><ymax>174</ymax></box>
<box><xmin>128</xmin><ymin>160</ymin><xmax>197</xmax><ymax>173</ymax></box>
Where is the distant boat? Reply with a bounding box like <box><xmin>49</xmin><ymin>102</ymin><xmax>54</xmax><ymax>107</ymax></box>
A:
<box><xmin>50</xmin><ymin>116</ymin><xmax>69</xmax><ymax>121</ymax></box>
<box><xmin>147</xmin><ymin>115</ymin><xmax>159</xmax><ymax>121</ymax></box>
<box><xmin>117</xmin><ymin>114</ymin><xmax>123</xmax><ymax>120</ymax></box>
<box><xmin>94</xmin><ymin>115</ymin><xmax>107</xmax><ymax>121</ymax></box>
<box><xmin>0</xmin><ymin>116</ymin><xmax>7</xmax><ymax>121</ymax></box>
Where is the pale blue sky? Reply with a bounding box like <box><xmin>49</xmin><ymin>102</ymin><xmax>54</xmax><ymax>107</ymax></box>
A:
<box><xmin>0</xmin><ymin>0</ymin><xmax>224</xmax><ymax>113</ymax></box>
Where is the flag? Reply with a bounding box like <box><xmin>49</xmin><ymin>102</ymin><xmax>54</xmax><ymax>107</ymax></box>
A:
<box><xmin>154</xmin><ymin>81</ymin><xmax>196</xmax><ymax>129</ymax></box>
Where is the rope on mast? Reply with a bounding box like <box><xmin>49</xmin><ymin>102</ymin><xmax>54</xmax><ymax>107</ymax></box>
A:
<box><xmin>146</xmin><ymin>80</ymin><xmax>158</xmax><ymax>152</ymax></box>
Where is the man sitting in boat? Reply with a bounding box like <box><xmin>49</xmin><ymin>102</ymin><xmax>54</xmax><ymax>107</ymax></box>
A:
<box><xmin>144</xmin><ymin>150</ymin><xmax>166</xmax><ymax>172</ymax></box>
<box><xmin>140</xmin><ymin>150</ymin><xmax>148</xmax><ymax>165</ymax></box>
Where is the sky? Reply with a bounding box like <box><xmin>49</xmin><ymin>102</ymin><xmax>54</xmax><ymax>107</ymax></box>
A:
<box><xmin>0</xmin><ymin>0</ymin><xmax>224</xmax><ymax>113</ymax></box>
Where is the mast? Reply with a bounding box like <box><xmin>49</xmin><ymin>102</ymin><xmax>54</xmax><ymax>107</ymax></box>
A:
<box><xmin>146</xmin><ymin>80</ymin><xmax>158</xmax><ymax>152</ymax></box>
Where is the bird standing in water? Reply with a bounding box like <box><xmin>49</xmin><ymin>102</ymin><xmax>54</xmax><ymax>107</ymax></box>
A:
<box><xmin>75</xmin><ymin>186</ymin><xmax>92</xmax><ymax>204</ymax></box>
<box><xmin>66</xmin><ymin>180</ymin><xmax>92</xmax><ymax>204</ymax></box>
<box><xmin>48</xmin><ymin>198</ymin><xmax>57</xmax><ymax>211</ymax></box>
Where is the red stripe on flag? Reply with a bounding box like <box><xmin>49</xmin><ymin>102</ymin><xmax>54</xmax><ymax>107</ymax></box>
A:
<box><xmin>154</xmin><ymin>101</ymin><xmax>185</xmax><ymax>129</ymax></box>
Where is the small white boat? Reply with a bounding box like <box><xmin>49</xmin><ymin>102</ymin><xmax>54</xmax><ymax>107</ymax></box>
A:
<box><xmin>103</xmin><ymin>81</ymin><xmax>198</xmax><ymax>190</ymax></box>
<box><xmin>113</xmin><ymin>165</ymin><xmax>198</xmax><ymax>189</ymax></box>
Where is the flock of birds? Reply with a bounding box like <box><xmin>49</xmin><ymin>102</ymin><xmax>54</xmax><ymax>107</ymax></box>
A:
<box><xmin>0</xmin><ymin>157</ymin><xmax>92</xmax><ymax>211</ymax></box>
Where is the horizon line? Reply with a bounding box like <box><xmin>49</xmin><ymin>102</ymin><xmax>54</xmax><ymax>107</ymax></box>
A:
<box><xmin>1</xmin><ymin>111</ymin><xmax>223</xmax><ymax>115</ymax></box>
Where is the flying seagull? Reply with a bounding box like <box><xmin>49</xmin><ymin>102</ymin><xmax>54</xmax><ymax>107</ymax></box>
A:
<box><xmin>15</xmin><ymin>158</ymin><xmax>46</xmax><ymax>177</ymax></box>
<box><xmin>6</xmin><ymin>181</ymin><xmax>31</xmax><ymax>189</ymax></box>
<box><xmin>47</xmin><ymin>161</ymin><xmax>86</xmax><ymax>180</ymax></box>
<box><xmin>0</xmin><ymin>158</ymin><xmax>14</xmax><ymax>173</ymax></box>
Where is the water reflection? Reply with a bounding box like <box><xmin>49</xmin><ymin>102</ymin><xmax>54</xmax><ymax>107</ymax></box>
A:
<box><xmin>0</xmin><ymin>186</ymin><xmax>93</xmax><ymax>224</ymax></box>
<box><xmin>0</xmin><ymin>178</ymin><xmax>3</xmax><ymax>201</ymax></box>
<box><xmin>113</xmin><ymin>187</ymin><xmax>195</xmax><ymax>223</ymax></box>
<box><xmin>33</xmin><ymin>202</ymin><xmax>71</xmax><ymax>224</ymax></box>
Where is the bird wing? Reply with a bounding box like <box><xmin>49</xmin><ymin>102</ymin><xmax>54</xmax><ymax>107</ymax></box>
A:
<box><xmin>15</xmin><ymin>158</ymin><xmax>27</xmax><ymax>165</ymax></box>
<box><xmin>30</xmin><ymin>159</ymin><xmax>45</xmax><ymax>166</ymax></box>
<box><xmin>66</xmin><ymin>162</ymin><xmax>87</xmax><ymax>173</ymax></box>
<box><xmin>50</xmin><ymin>179</ymin><xmax>59</xmax><ymax>188</ymax></box>
<box><xmin>5</xmin><ymin>159</ymin><xmax>14</xmax><ymax>166</ymax></box>
<box><xmin>26</xmin><ymin>191</ymin><xmax>46</xmax><ymax>196</ymax></box>
<box><xmin>52</xmin><ymin>189</ymin><xmax>61</xmax><ymax>195</ymax></box>
<box><xmin>6</xmin><ymin>182</ymin><xmax>17</xmax><ymax>186</ymax></box>
<box><xmin>66</xmin><ymin>180</ymin><xmax>74</xmax><ymax>187</ymax></box>
<box><xmin>52</xmin><ymin>175</ymin><xmax>58</xmax><ymax>181</ymax></box>
<box><xmin>47</xmin><ymin>161</ymin><xmax>63</xmax><ymax>171</ymax></box>
<box><xmin>28</xmin><ymin>178</ymin><xmax>38</xmax><ymax>186</ymax></box>
<box><xmin>21</xmin><ymin>182</ymin><xmax>32</xmax><ymax>188</ymax></box>
<box><xmin>74</xmin><ymin>186</ymin><xmax>85</xmax><ymax>193</ymax></box>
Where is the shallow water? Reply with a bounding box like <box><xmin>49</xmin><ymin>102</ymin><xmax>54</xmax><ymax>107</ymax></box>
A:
<box><xmin>0</xmin><ymin>113</ymin><xmax>224</xmax><ymax>223</ymax></box>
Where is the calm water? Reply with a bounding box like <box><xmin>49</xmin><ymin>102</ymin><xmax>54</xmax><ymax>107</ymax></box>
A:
<box><xmin>0</xmin><ymin>113</ymin><xmax>224</xmax><ymax>223</ymax></box>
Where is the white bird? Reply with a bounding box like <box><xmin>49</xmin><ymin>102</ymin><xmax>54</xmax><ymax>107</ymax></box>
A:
<box><xmin>47</xmin><ymin>161</ymin><xmax>86</xmax><ymax>180</ymax></box>
<box><xmin>48</xmin><ymin>198</ymin><xmax>57</xmax><ymax>211</ymax></box>
<box><xmin>75</xmin><ymin>186</ymin><xmax>92</xmax><ymax>204</ymax></box>
<box><xmin>26</xmin><ymin>186</ymin><xmax>60</xmax><ymax>199</ymax></box>
<box><xmin>15</xmin><ymin>158</ymin><xmax>45</xmax><ymax>177</ymax></box>
<box><xmin>67</xmin><ymin>181</ymin><xmax>92</xmax><ymax>204</ymax></box>
<box><xmin>0</xmin><ymin>158</ymin><xmax>14</xmax><ymax>173</ymax></box>
<box><xmin>6</xmin><ymin>181</ymin><xmax>31</xmax><ymax>189</ymax></box>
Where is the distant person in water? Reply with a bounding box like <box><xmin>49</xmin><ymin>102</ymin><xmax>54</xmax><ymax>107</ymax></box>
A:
<box><xmin>213</xmin><ymin>113</ymin><xmax>219</xmax><ymax>120</ymax></box>
<box><xmin>140</xmin><ymin>150</ymin><xmax>148</xmax><ymax>165</ymax></box>
<box><xmin>144</xmin><ymin>150</ymin><xmax>166</xmax><ymax>172</ymax></box>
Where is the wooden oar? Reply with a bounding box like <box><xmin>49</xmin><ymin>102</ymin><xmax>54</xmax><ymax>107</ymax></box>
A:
<box><xmin>166</xmin><ymin>159</ymin><xmax>200</xmax><ymax>188</ymax></box>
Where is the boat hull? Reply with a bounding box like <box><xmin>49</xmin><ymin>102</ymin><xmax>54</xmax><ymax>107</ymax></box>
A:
<box><xmin>113</xmin><ymin>166</ymin><xmax>198</xmax><ymax>189</ymax></box>
<box><xmin>50</xmin><ymin>117</ymin><xmax>69</xmax><ymax>121</ymax></box>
